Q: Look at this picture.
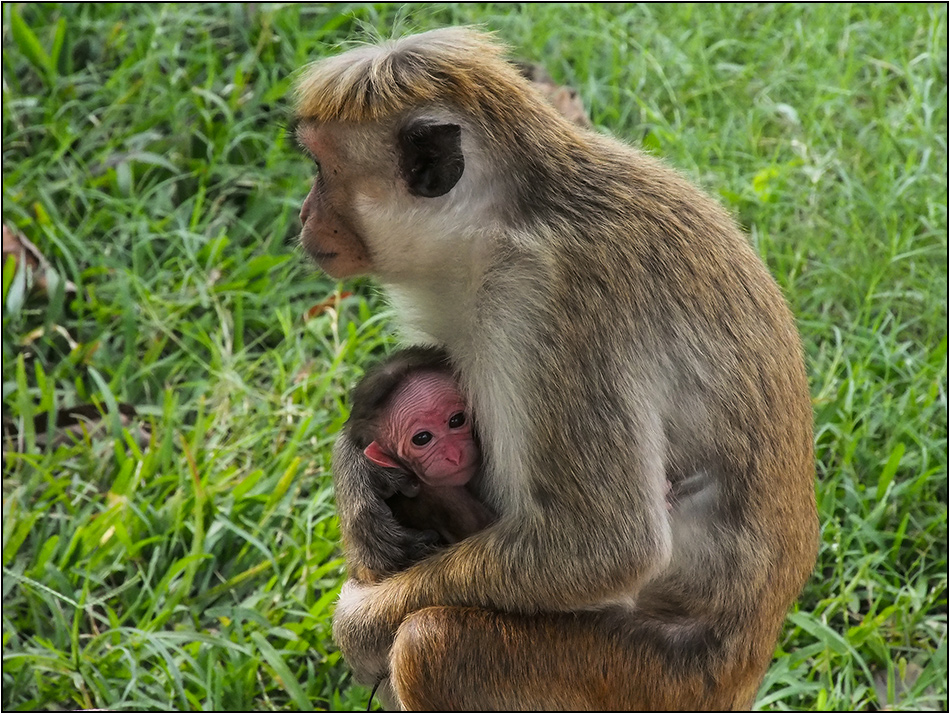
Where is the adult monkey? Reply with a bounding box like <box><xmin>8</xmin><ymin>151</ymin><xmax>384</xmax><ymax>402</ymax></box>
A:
<box><xmin>294</xmin><ymin>28</ymin><xmax>818</xmax><ymax>710</ymax></box>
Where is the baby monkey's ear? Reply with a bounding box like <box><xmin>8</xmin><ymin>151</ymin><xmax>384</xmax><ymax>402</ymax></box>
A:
<box><xmin>397</xmin><ymin>120</ymin><xmax>464</xmax><ymax>198</ymax></box>
<box><xmin>364</xmin><ymin>441</ymin><xmax>402</xmax><ymax>469</ymax></box>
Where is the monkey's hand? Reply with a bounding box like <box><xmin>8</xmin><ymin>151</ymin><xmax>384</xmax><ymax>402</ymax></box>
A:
<box><xmin>333</xmin><ymin>436</ymin><xmax>440</xmax><ymax>580</ymax></box>
<box><xmin>347</xmin><ymin>499</ymin><xmax>441</xmax><ymax>579</ymax></box>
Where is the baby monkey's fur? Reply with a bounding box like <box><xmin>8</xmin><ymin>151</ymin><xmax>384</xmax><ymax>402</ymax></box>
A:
<box><xmin>338</xmin><ymin>347</ymin><xmax>492</xmax><ymax>581</ymax></box>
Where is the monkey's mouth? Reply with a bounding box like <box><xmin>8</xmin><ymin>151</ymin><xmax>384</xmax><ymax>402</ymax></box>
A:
<box><xmin>303</xmin><ymin>244</ymin><xmax>339</xmax><ymax>267</ymax></box>
<box><xmin>309</xmin><ymin>249</ymin><xmax>338</xmax><ymax>262</ymax></box>
<box><xmin>445</xmin><ymin>458</ymin><xmax>482</xmax><ymax>487</ymax></box>
<box><xmin>299</xmin><ymin>229</ymin><xmax>336</xmax><ymax>262</ymax></box>
<box><xmin>301</xmin><ymin>238</ymin><xmax>337</xmax><ymax>262</ymax></box>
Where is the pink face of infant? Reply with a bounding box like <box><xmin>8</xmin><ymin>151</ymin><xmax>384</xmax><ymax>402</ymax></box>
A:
<box><xmin>362</xmin><ymin>370</ymin><xmax>480</xmax><ymax>487</ymax></box>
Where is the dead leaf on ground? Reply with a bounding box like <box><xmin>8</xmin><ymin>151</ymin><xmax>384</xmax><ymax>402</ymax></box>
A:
<box><xmin>19</xmin><ymin>324</ymin><xmax>79</xmax><ymax>349</ymax></box>
<box><xmin>3</xmin><ymin>223</ymin><xmax>78</xmax><ymax>298</ymax></box>
<box><xmin>516</xmin><ymin>61</ymin><xmax>591</xmax><ymax>128</ymax></box>
<box><xmin>305</xmin><ymin>291</ymin><xmax>353</xmax><ymax>320</ymax></box>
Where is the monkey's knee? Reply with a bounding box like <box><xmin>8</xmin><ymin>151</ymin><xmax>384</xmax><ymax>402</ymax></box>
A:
<box><xmin>390</xmin><ymin>607</ymin><xmax>476</xmax><ymax>710</ymax></box>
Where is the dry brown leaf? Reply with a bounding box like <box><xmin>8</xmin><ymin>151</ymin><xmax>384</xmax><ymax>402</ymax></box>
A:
<box><xmin>305</xmin><ymin>290</ymin><xmax>353</xmax><ymax>320</ymax></box>
<box><xmin>2</xmin><ymin>223</ymin><xmax>78</xmax><ymax>297</ymax></box>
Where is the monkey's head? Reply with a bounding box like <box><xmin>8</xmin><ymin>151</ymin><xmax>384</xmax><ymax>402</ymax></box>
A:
<box><xmin>292</xmin><ymin>28</ymin><xmax>576</xmax><ymax>282</ymax></box>
<box><xmin>363</xmin><ymin>369</ymin><xmax>480</xmax><ymax>488</ymax></box>
<box><xmin>347</xmin><ymin>347</ymin><xmax>480</xmax><ymax>488</ymax></box>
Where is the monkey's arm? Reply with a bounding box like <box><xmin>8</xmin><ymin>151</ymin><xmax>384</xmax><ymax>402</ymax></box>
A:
<box><xmin>331</xmin><ymin>436</ymin><xmax>439</xmax><ymax>582</ymax></box>
<box><xmin>389</xmin><ymin>484</ymin><xmax>495</xmax><ymax>545</ymax></box>
<box><xmin>333</xmin><ymin>379</ymin><xmax>674</xmax><ymax>680</ymax></box>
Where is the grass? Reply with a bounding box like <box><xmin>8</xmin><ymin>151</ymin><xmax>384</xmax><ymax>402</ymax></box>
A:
<box><xmin>2</xmin><ymin>3</ymin><xmax>946</xmax><ymax>710</ymax></box>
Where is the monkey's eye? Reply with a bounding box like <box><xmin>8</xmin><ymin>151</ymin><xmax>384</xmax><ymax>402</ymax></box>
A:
<box><xmin>448</xmin><ymin>412</ymin><xmax>466</xmax><ymax>428</ymax></box>
<box><xmin>411</xmin><ymin>431</ymin><xmax>433</xmax><ymax>447</ymax></box>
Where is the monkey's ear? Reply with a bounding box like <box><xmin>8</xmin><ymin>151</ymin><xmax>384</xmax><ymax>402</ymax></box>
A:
<box><xmin>364</xmin><ymin>441</ymin><xmax>402</xmax><ymax>469</ymax></box>
<box><xmin>397</xmin><ymin>120</ymin><xmax>464</xmax><ymax>198</ymax></box>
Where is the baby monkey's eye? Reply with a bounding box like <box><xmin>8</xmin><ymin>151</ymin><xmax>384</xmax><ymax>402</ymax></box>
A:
<box><xmin>412</xmin><ymin>431</ymin><xmax>433</xmax><ymax>447</ymax></box>
<box><xmin>449</xmin><ymin>412</ymin><xmax>466</xmax><ymax>428</ymax></box>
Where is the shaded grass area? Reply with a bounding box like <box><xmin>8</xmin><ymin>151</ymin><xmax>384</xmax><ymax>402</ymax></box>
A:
<box><xmin>2</xmin><ymin>3</ymin><xmax>946</xmax><ymax>710</ymax></box>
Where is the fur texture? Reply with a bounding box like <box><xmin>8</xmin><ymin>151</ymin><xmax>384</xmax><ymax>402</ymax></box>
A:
<box><xmin>296</xmin><ymin>28</ymin><xmax>818</xmax><ymax>710</ymax></box>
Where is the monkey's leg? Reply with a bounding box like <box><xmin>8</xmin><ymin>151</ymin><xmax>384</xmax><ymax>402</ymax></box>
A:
<box><xmin>388</xmin><ymin>606</ymin><xmax>765</xmax><ymax>711</ymax></box>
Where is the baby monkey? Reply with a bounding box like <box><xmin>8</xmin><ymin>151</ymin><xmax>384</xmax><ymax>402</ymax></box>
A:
<box><xmin>338</xmin><ymin>347</ymin><xmax>494</xmax><ymax>579</ymax></box>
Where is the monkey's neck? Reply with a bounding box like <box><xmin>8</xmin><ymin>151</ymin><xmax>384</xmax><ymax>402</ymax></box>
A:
<box><xmin>385</xmin><ymin>278</ymin><xmax>479</xmax><ymax>351</ymax></box>
<box><xmin>379</xmin><ymin>220</ymin><xmax>497</xmax><ymax>349</ymax></box>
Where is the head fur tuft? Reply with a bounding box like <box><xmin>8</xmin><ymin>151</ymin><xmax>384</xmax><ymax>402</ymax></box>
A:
<box><xmin>294</xmin><ymin>27</ymin><xmax>525</xmax><ymax>124</ymax></box>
